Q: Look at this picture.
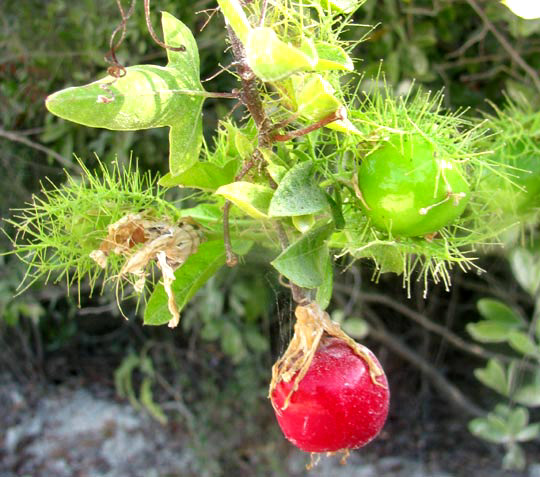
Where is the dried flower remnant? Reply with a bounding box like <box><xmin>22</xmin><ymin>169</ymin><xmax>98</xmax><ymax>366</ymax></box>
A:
<box><xmin>90</xmin><ymin>214</ymin><xmax>202</xmax><ymax>327</ymax></box>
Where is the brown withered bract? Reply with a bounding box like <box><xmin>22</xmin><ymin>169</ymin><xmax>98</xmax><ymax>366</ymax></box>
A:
<box><xmin>90</xmin><ymin>214</ymin><xmax>202</xmax><ymax>328</ymax></box>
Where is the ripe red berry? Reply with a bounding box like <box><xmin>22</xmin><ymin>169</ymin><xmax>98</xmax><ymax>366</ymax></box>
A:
<box><xmin>271</xmin><ymin>336</ymin><xmax>389</xmax><ymax>453</ymax></box>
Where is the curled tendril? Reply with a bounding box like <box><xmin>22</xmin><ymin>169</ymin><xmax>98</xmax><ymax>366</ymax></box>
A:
<box><xmin>104</xmin><ymin>0</ymin><xmax>186</xmax><ymax>84</ymax></box>
<box><xmin>144</xmin><ymin>0</ymin><xmax>186</xmax><ymax>52</ymax></box>
<box><xmin>104</xmin><ymin>0</ymin><xmax>137</xmax><ymax>79</ymax></box>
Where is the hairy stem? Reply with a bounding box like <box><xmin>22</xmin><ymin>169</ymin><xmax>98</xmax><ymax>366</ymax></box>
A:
<box><xmin>272</xmin><ymin>107</ymin><xmax>345</xmax><ymax>142</ymax></box>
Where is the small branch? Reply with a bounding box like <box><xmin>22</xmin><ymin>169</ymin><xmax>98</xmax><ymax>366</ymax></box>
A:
<box><xmin>195</xmin><ymin>7</ymin><xmax>220</xmax><ymax>32</ymax></box>
<box><xmin>202</xmin><ymin>90</ymin><xmax>240</xmax><ymax>100</ymax></box>
<box><xmin>465</xmin><ymin>0</ymin><xmax>540</xmax><ymax>94</ymax></box>
<box><xmin>353</xmin><ymin>290</ymin><xmax>535</xmax><ymax>369</ymax></box>
<box><xmin>0</xmin><ymin>128</ymin><xmax>78</xmax><ymax>171</ymax></box>
<box><xmin>202</xmin><ymin>62</ymin><xmax>239</xmax><ymax>82</ymax></box>
<box><xmin>447</xmin><ymin>24</ymin><xmax>488</xmax><ymax>59</ymax></box>
<box><xmin>367</xmin><ymin>317</ymin><xmax>486</xmax><ymax>418</ymax></box>
<box><xmin>272</xmin><ymin>107</ymin><xmax>345</xmax><ymax>142</ymax></box>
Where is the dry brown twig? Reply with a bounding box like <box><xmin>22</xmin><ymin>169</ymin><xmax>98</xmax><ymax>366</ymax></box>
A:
<box><xmin>0</xmin><ymin>128</ymin><xmax>78</xmax><ymax>171</ymax></box>
<box><xmin>465</xmin><ymin>0</ymin><xmax>540</xmax><ymax>94</ymax></box>
<box><xmin>90</xmin><ymin>214</ymin><xmax>202</xmax><ymax>328</ymax></box>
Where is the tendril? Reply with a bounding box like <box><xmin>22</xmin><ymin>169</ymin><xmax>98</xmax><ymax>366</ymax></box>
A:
<box><xmin>143</xmin><ymin>0</ymin><xmax>186</xmax><ymax>52</ymax></box>
<box><xmin>104</xmin><ymin>0</ymin><xmax>137</xmax><ymax>79</ymax></box>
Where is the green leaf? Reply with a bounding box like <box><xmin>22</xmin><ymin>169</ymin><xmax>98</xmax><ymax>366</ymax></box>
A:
<box><xmin>516</xmin><ymin>423</ymin><xmax>540</xmax><ymax>442</ymax></box>
<box><xmin>325</xmin><ymin>192</ymin><xmax>345</xmax><ymax>230</ymax></box>
<box><xmin>342</xmin><ymin>318</ymin><xmax>369</xmax><ymax>339</ymax></box>
<box><xmin>295</xmin><ymin>74</ymin><xmax>342</xmax><ymax>120</ymax></box>
<box><xmin>512</xmin><ymin>367</ymin><xmax>540</xmax><ymax>407</ymax></box>
<box><xmin>314</xmin><ymin>42</ymin><xmax>354</xmax><ymax>71</ymax></box>
<box><xmin>510</xmin><ymin>248</ymin><xmax>540</xmax><ymax>296</ymax></box>
<box><xmin>46</xmin><ymin>13</ymin><xmax>205</xmax><ymax>176</ymax></box>
<box><xmin>179</xmin><ymin>204</ymin><xmax>223</xmax><ymax>225</ymax></box>
<box><xmin>508</xmin><ymin>330</ymin><xmax>539</xmax><ymax>356</ymax></box>
<box><xmin>244</xmin><ymin>327</ymin><xmax>269</xmax><ymax>352</ymax></box>
<box><xmin>159</xmin><ymin>160</ymin><xmax>238</xmax><ymax>190</ymax></box>
<box><xmin>502</xmin><ymin>0</ymin><xmax>540</xmax><ymax>20</ymax></box>
<box><xmin>201</xmin><ymin>321</ymin><xmax>222</xmax><ymax>341</ymax></box>
<box><xmin>319</xmin><ymin>0</ymin><xmax>362</xmax><ymax>14</ymax></box>
<box><xmin>292</xmin><ymin>215</ymin><xmax>316</xmax><ymax>233</ymax></box>
<box><xmin>161</xmin><ymin>11</ymin><xmax>201</xmax><ymax>77</ymax></box>
<box><xmin>474</xmin><ymin>359</ymin><xmax>508</xmax><ymax>396</ymax></box>
<box><xmin>168</xmin><ymin>117</ymin><xmax>205</xmax><ymax>176</ymax></box>
<box><xmin>46</xmin><ymin>65</ymin><xmax>202</xmax><ymax>130</ymax></box>
<box><xmin>221</xmin><ymin>322</ymin><xmax>247</xmax><ymax>362</ymax></box>
<box><xmin>271</xmin><ymin>222</ymin><xmax>334</xmax><ymax>288</ymax></box>
<box><xmin>114</xmin><ymin>353</ymin><xmax>141</xmax><ymax>407</ymax></box>
<box><xmin>269</xmin><ymin>162</ymin><xmax>328</xmax><ymax>217</ymax></box>
<box><xmin>466</xmin><ymin>321</ymin><xmax>517</xmax><ymax>343</ymax></box>
<box><xmin>514</xmin><ymin>384</ymin><xmax>540</xmax><ymax>407</ymax></box>
<box><xmin>215</xmin><ymin>182</ymin><xmax>274</xmax><ymax>219</ymax></box>
<box><xmin>144</xmin><ymin>240</ymin><xmax>252</xmax><ymax>325</ymax></box>
<box><xmin>293</xmin><ymin>74</ymin><xmax>361</xmax><ymax>135</ymax></box>
<box><xmin>469</xmin><ymin>416</ymin><xmax>510</xmax><ymax>444</ymax></box>
<box><xmin>406</xmin><ymin>44</ymin><xmax>429</xmax><ymax>76</ymax></box>
<box><xmin>503</xmin><ymin>444</ymin><xmax>526</xmax><ymax>471</ymax></box>
<box><xmin>316</xmin><ymin>253</ymin><xmax>333</xmax><ymax>310</ymax></box>
<box><xmin>140</xmin><ymin>378</ymin><xmax>168</xmax><ymax>425</ymax></box>
<box><xmin>234</xmin><ymin>130</ymin><xmax>254</xmax><ymax>159</ymax></box>
<box><xmin>507</xmin><ymin>407</ymin><xmax>529</xmax><ymax>435</ymax></box>
<box><xmin>245</xmin><ymin>27</ymin><xmax>317</xmax><ymax>81</ymax></box>
<box><xmin>477</xmin><ymin>298</ymin><xmax>524</xmax><ymax>325</ymax></box>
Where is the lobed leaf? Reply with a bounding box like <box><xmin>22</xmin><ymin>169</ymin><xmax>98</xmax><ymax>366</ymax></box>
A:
<box><xmin>45</xmin><ymin>12</ymin><xmax>205</xmax><ymax>176</ymax></box>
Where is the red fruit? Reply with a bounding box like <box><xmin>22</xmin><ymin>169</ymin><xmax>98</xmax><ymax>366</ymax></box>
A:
<box><xmin>271</xmin><ymin>336</ymin><xmax>389</xmax><ymax>453</ymax></box>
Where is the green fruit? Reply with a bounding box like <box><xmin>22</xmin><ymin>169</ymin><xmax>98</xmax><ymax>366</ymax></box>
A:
<box><xmin>358</xmin><ymin>134</ymin><xmax>470</xmax><ymax>237</ymax></box>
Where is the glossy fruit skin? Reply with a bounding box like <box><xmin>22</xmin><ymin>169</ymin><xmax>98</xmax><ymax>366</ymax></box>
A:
<box><xmin>358</xmin><ymin>134</ymin><xmax>470</xmax><ymax>237</ymax></box>
<box><xmin>271</xmin><ymin>337</ymin><xmax>389</xmax><ymax>452</ymax></box>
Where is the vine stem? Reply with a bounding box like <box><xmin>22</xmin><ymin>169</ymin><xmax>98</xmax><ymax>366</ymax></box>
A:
<box><xmin>225</xmin><ymin>26</ymin><xmax>272</xmax><ymax>145</ymax></box>
<box><xmin>221</xmin><ymin>23</ymin><xmax>321</xmax><ymax>306</ymax></box>
<box><xmin>224</xmin><ymin>156</ymin><xmax>257</xmax><ymax>267</ymax></box>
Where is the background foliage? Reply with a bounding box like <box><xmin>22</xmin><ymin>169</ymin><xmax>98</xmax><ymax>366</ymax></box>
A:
<box><xmin>1</xmin><ymin>0</ymin><xmax>539</xmax><ymax>475</ymax></box>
